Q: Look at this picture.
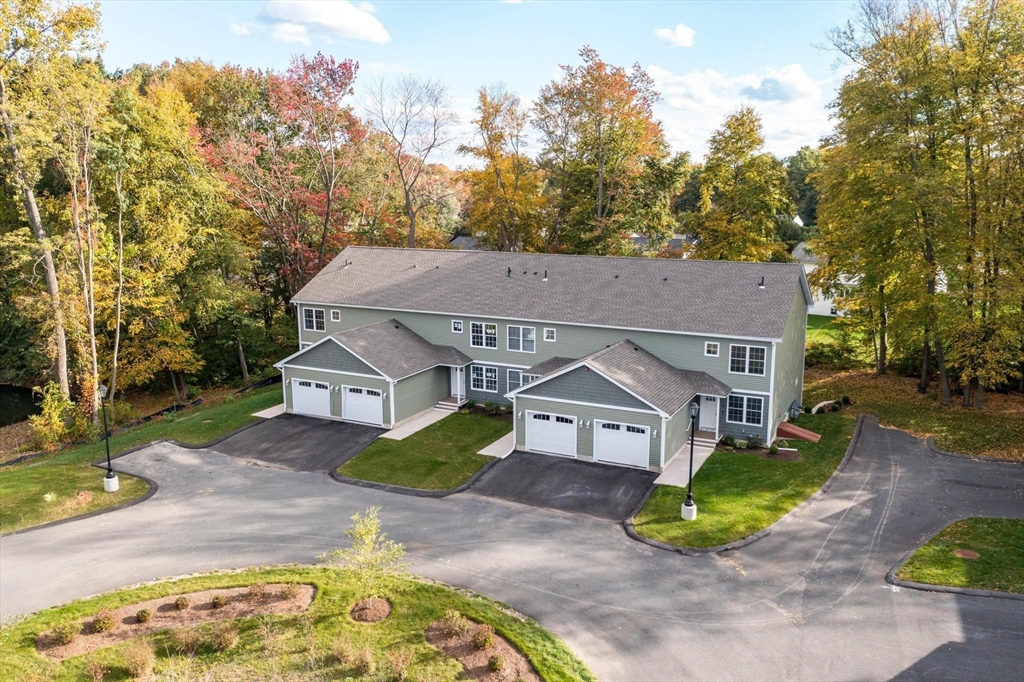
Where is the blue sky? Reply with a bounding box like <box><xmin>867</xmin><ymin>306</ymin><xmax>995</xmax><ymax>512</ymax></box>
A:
<box><xmin>99</xmin><ymin>0</ymin><xmax>856</xmax><ymax>164</ymax></box>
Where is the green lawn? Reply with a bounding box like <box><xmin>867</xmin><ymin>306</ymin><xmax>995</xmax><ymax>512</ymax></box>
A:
<box><xmin>339</xmin><ymin>411</ymin><xmax>511</xmax><ymax>490</ymax></box>
<box><xmin>897</xmin><ymin>517</ymin><xmax>1024</xmax><ymax>594</ymax></box>
<box><xmin>0</xmin><ymin>387</ymin><xmax>282</xmax><ymax>535</ymax></box>
<box><xmin>806</xmin><ymin>314</ymin><xmax>841</xmax><ymax>344</ymax></box>
<box><xmin>633</xmin><ymin>412</ymin><xmax>856</xmax><ymax>548</ymax></box>
<box><xmin>0</xmin><ymin>566</ymin><xmax>594</xmax><ymax>682</ymax></box>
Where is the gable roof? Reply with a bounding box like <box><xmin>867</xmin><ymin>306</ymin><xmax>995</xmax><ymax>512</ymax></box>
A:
<box><xmin>293</xmin><ymin>247</ymin><xmax>812</xmax><ymax>341</ymax></box>
<box><xmin>277</xmin><ymin>319</ymin><xmax>470</xmax><ymax>381</ymax></box>
<box><xmin>511</xmin><ymin>340</ymin><xmax>731</xmax><ymax>416</ymax></box>
<box><xmin>524</xmin><ymin>357</ymin><xmax>577</xmax><ymax>377</ymax></box>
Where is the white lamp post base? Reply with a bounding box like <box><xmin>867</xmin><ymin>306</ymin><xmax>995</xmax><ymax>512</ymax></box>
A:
<box><xmin>681</xmin><ymin>502</ymin><xmax>698</xmax><ymax>521</ymax></box>
<box><xmin>103</xmin><ymin>475</ymin><xmax>120</xmax><ymax>493</ymax></box>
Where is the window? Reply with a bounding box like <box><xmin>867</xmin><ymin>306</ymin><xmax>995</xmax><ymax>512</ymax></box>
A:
<box><xmin>705</xmin><ymin>342</ymin><xmax>719</xmax><ymax>357</ymax></box>
<box><xmin>507</xmin><ymin>325</ymin><xmax>536</xmax><ymax>353</ymax></box>
<box><xmin>452</xmin><ymin>320</ymin><xmax>463</xmax><ymax>333</ymax></box>
<box><xmin>366</xmin><ymin>389</ymin><xmax>381</xmax><ymax>397</ymax></box>
<box><xmin>626</xmin><ymin>425</ymin><xmax>646</xmax><ymax>434</ymax></box>
<box><xmin>601</xmin><ymin>423</ymin><xmax>621</xmax><ymax>431</ymax></box>
<box><xmin>348</xmin><ymin>387</ymin><xmax>363</xmax><ymax>394</ymax></box>
<box><xmin>299</xmin><ymin>342</ymin><xmax>312</xmax><ymax>350</ymax></box>
<box><xmin>727</xmin><ymin>395</ymin><xmax>763</xmax><ymax>426</ymax></box>
<box><xmin>471</xmin><ymin>365</ymin><xmax>498</xmax><ymax>392</ymax></box>
<box><xmin>544</xmin><ymin>328</ymin><xmax>557</xmax><ymax>342</ymax></box>
<box><xmin>303</xmin><ymin>308</ymin><xmax>325</xmax><ymax>332</ymax></box>
<box><xmin>507</xmin><ymin>369</ymin><xmax>523</xmax><ymax>391</ymax></box>
<box><xmin>298</xmin><ymin>380</ymin><xmax>312</xmax><ymax>388</ymax></box>
<box><xmin>330</xmin><ymin>310</ymin><xmax>341</xmax><ymax>322</ymax></box>
<box><xmin>532</xmin><ymin>413</ymin><xmax>550</xmax><ymax>421</ymax></box>
<box><xmin>471</xmin><ymin>322</ymin><xmax>497</xmax><ymax>348</ymax></box>
<box><xmin>729</xmin><ymin>345</ymin><xmax>766</xmax><ymax>375</ymax></box>
<box><xmin>555</xmin><ymin>416</ymin><xmax>573</xmax><ymax>424</ymax></box>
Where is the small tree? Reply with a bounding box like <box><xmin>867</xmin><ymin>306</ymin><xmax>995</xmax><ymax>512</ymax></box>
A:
<box><xmin>319</xmin><ymin>506</ymin><xmax>408</xmax><ymax>608</ymax></box>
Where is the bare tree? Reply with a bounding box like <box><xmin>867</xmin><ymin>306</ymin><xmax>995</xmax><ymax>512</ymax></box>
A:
<box><xmin>365</xmin><ymin>75</ymin><xmax>457</xmax><ymax>247</ymax></box>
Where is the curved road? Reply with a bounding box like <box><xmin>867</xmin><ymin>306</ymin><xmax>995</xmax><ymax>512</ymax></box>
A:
<box><xmin>1</xmin><ymin>418</ymin><xmax>1021</xmax><ymax>681</ymax></box>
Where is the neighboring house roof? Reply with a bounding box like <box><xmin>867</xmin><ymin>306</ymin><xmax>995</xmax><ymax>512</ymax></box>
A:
<box><xmin>276</xmin><ymin>319</ymin><xmax>471</xmax><ymax>381</ymax></box>
<box><xmin>524</xmin><ymin>357</ymin><xmax>577</xmax><ymax>377</ymax></box>
<box><xmin>450</xmin><ymin>236</ymin><xmax>480</xmax><ymax>250</ymax></box>
<box><xmin>792</xmin><ymin>242</ymin><xmax>818</xmax><ymax>264</ymax></box>
<box><xmin>512</xmin><ymin>340</ymin><xmax>731</xmax><ymax>416</ymax></box>
<box><xmin>294</xmin><ymin>247</ymin><xmax>812</xmax><ymax>341</ymax></box>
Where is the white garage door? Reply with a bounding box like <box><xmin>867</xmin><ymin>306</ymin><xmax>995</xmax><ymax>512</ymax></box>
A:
<box><xmin>342</xmin><ymin>386</ymin><xmax>384</xmax><ymax>426</ymax></box>
<box><xmin>292</xmin><ymin>379</ymin><xmax>331</xmax><ymax>418</ymax></box>
<box><xmin>525</xmin><ymin>411</ymin><xmax>576</xmax><ymax>457</ymax></box>
<box><xmin>594</xmin><ymin>420</ymin><xmax>650</xmax><ymax>468</ymax></box>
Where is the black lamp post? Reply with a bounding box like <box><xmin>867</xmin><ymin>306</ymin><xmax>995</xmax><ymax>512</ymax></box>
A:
<box><xmin>682</xmin><ymin>400</ymin><xmax>700</xmax><ymax>520</ymax></box>
<box><xmin>98</xmin><ymin>384</ymin><xmax>118</xmax><ymax>490</ymax></box>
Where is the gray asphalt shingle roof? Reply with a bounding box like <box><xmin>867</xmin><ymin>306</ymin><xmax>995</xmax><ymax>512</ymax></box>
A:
<box><xmin>332</xmin><ymin>319</ymin><xmax>471</xmax><ymax>380</ymax></box>
<box><xmin>294</xmin><ymin>247</ymin><xmax>808</xmax><ymax>340</ymax></box>
<box><xmin>524</xmin><ymin>357</ymin><xmax>577</xmax><ymax>376</ymax></box>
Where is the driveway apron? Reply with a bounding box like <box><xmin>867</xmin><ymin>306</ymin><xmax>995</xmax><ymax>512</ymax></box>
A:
<box><xmin>1</xmin><ymin>418</ymin><xmax>1021</xmax><ymax>681</ymax></box>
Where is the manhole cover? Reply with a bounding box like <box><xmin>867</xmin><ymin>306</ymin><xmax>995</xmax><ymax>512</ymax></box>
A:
<box><xmin>954</xmin><ymin>549</ymin><xmax>979</xmax><ymax>560</ymax></box>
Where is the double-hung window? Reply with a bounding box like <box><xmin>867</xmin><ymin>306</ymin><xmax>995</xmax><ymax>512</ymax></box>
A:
<box><xmin>726</xmin><ymin>395</ymin><xmax>763</xmax><ymax>426</ymax></box>
<box><xmin>471</xmin><ymin>322</ymin><xmax>497</xmax><ymax>348</ymax></box>
<box><xmin>507</xmin><ymin>325</ymin><xmax>536</xmax><ymax>352</ymax></box>
<box><xmin>729</xmin><ymin>345</ymin><xmax>766</xmax><ymax>375</ymax></box>
<box><xmin>507</xmin><ymin>369</ymin><xmax>524</xmax><ymax>391</ymax></box>
<box><xmin>303</xmin><ymin>308</ymin><xmax>325</xmax><ymax>332</ymax></box>
<box><xmin>471</xmin><ymin>365</ymin><xmax>498</xmax><ymax>392</ymax></box>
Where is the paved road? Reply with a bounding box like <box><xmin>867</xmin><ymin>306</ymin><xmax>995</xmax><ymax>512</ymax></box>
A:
<box><xmin>2</xmin><ymin>418</ymin><xmax>1022</xmax><ymax>681</ymax></box>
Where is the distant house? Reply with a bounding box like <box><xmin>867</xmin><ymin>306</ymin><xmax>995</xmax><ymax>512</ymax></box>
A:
<box><xmin>449</xmin><ymin>235</ymin><xmax>481</xmax><ymax>251</ymax></box>
<box><xmin>632</xmin><ymin>233</ymin><xmax>695</xmax><ymax>254</ymax></box>
<box><xmin>793</xmin><ymin>242</ymin><xmax>853</xmax><ymax>317</ymax></box>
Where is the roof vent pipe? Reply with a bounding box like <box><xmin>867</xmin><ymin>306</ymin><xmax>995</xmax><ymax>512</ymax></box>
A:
<box><xmin>507</xmin><ymin>267</ymin><xmax>511</xmax><ymax>278</ymax></box>
<box><xmin>543</xmin><ymin>270</ymin><xmax>548</xmax><ymax>281</ymax></box>
<box><xmin>758</xmin><ymin>276</ymin><xmax>765</xmax><ymax>289</ymax></box>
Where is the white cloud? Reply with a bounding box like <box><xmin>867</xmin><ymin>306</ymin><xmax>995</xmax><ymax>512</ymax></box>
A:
<box><xmin>228</xmin><ymin>22</ymin><xmax>251</xmax><ymax>36</ymax></box>
<box><xmin>655</xmin><ymin>23</ymin><xmax>695</xmax><ymax>48</ymax></box>
<box><xmin>262</xmin><ymin>0</ymin><xmax>391</xmax><ymax>44</ymax></box>
<box><xmin>269</xmin><ymin>21</ymin><xmax>310</xmax><ymax>44</ymax></box>
<box><xmin>740</xmin><ymin>64</ymin><xmax>820</xmax><ymax>102</ymax></box>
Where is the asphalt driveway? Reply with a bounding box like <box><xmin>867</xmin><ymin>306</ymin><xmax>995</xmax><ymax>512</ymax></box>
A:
<box><xmin>469</xmin><ymin>451</ymin><xmax>657</xmax><ymax>520</ymax></box>
<box><xmin>209</xmin><ymin>414</ymin><xmax>385</xmax><ymax>472</ymax></box>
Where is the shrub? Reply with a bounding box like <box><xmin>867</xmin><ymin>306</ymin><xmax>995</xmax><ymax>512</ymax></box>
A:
<box><xmin>466</xmin><ymin>399</ymin><xmax>475</xmax><ymax>409</ymax></box>
<box><xmin>50</xmin><ymin>620</ymin><xmax>80</xmax><ymax>645</ymax></box>
<box><xmin>778</xmin><ymin>440</ymin><xmax>790</xmax><ymax>449</ymax></box>
<box><xmin>356</xmin><ymin>648</ymin><xmax>376</xmax><ymax>675</ymax></box>
<box><xmin>162</xmin><ymin>411</ymin><xmax>178</xmax><ymax>423</ymax></box>
<box><xmin>211</xmin><ymin>594</ymin><xmax>227</xmax><ymax>609</ymax></box>
<box><xmin>246</xmin><ymin>581</ymin><xmax>267</xmax><ymax>603</ymax></box>
<box><xmin>472</xmin><ymin>624</ymin><xmax>495</xmax><ymax>650</ymax></box>
<box><xmin>842</xmin><ymin>395</ymin><xmax>851</xmax><ymax>405</ymax></box>
<box><xmin>211</xmin><ymin>622</ymin><xmax>239</xmax><ymax>651</ymax></box>
<box><xmin>734</xmin><ymin>439</ymin><xmax>748</xmax><ymax>450</ymax></box>
<box><xmin>174</xmin><ymin>596</ymin><xmax>190</xmax><ymax>611</ymax></box>
<box><xmin>769</xmin><ymin>444</ymin><xmax>780</xmax><ymax>456</ymax></box>
<box><xmin>283</xmin><ymin>583</ymin><xmax>300</xmax><ymax>600</ymax></box>
<box><xmin>172</xmin><ymin>626</ymin><xmax>203</xmax><ymax>655</ymax></box>
<box><xmin>92</xmin><ymin>608</ymin><xmax>118</xmax><ymax>633</ymax></box>
<box><xmin>223</xmin><ymin>393</ymin><xmax>237</xmax><ymax>404</ymax></box>
<box><xmin>831</xmin><ymin>402</ymin><xmax>842</xmax><ymax>412</ymax></box>
<box><xmin>722</xmin><ymin>434</ymin><xmax>735</xmax><ymax>447</ymax></box>
<box><xmin>29</xmin><ymin>382</ymin><xmax>74</xmax><ymax>450</ymax></box>
<box><xmin>122</xmin><ymin>640</ymin><xmax>155</xmax><ymax>679</ymax></box>
<box><xmin>483</xmin><ymin>400</ymin><xmax>497</xmax><ymax>414</ymax></box>
<box><xmin>333</xmin><ymin>636</ymin><xmax>355</xmax><ymax>664</ymax></box>
<box><xmin>488</xmin><ymin>654</ymin><xmax>505</xmax><ymax>672</ymax></box>
<box><xmin>439</xmin><ymin>609</ymin><xmax>470</xmax><ymax>638</ymax></box>
<box><xmin>109</xmin><ymin>400</ymin><xmax>140</xmax><ymax>426</ymax></box>
<box><xmin>84</xmin><ymin>661</ymin><xmax>108</xmax><ymax>682</ymax></box>
<box><xmin>747</xmin><ymin>435</ymin><xmax>763</xmax><ymax>449</ymax></box>
<box><xmin>385</xmin><ymin>649</ymin><xmax>413</xmax><ymax>681</ymax></box>
<box><xmin>804</xmin><ymin>404</ymin><xmax>813</xmax><ymax>413</ymax></box>
<box><xmin>135</xmin><ymin>609</ymin><xmax>152</xmax><ymax>624</ymax></box>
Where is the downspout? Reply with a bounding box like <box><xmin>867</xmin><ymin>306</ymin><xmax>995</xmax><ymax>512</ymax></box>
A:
<box><xmin>767</xmin><ymin>342</ymin><xmax>777</xmax><ymax>442</ymax></box>
<box><xmin>389</xmin><ymin>380</ymin><xmax>396</xmax><ymax>428</ymax></box>
<box><xmin>659</xmin><ymin>414</ymin><xmax>667</xmax><ymax>469</ymax></box>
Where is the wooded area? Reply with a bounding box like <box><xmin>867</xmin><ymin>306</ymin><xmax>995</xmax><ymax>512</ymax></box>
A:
<box><xmin>1</xmin><ymin>0</ymin><xmax>1020</xmax><ymax>434</ymax></box>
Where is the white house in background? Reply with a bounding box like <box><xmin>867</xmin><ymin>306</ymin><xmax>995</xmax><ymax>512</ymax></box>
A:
<box><xmin>793</xmin><ymin>241</ymin><xmax>846</xmax><ymax>317</ymax></box>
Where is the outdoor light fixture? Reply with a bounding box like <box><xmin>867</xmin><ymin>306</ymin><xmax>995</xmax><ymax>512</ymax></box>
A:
<box><xmin>97</xmin><ymin>384</ymin><xmax>119</xmax><ymax>492</ymax></box>
<box><xmin>681</xmin><ymin>400</ymin><xmax>700</xmax><ymax>521</ymax></box>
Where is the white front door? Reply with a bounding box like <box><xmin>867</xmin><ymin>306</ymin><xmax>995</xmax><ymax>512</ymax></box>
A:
<box><xmin>525</xmin><ymin>411</ymin><xmax>577</xmax><ymax>457</ymax></box>
<box><xmin>699</xmin><ymin>395</ymin><xmax>719</xmax><ymax>433</ymax></box>
<box><xmin>450</xmin><ymin>366</ymin><xmax>465</xmax><ymax>399</ymax></box>
<box><xmin>342</xmin><ymin>386</ymin><xmax>384</xmax><ymax>426</ymax></box>
<box><xmin>594</xmin><ymin>420</ymin><xmax>650</xmax><ymax>468</ymax></box>
<box><xmin>292</xmin><ymin>379</ymin><xmax>331</xmax><ymax>418</ymax></box>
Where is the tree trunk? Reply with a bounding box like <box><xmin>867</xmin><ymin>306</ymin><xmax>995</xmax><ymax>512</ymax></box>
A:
<box><xmin>876</xmin><ymin>287</ymin><xmax>888</xmax><ymax>375</ymax></box>
<box><xmin>918</xmin><ymin>337</ymin><xmax>930</xmax><ymax>393</ymax></box>
<box><xmin>169</xmin><ymin>369</ymin><xmax>182</xmax><ymax>406</ymax></box>
<box><xmin>934</xmin><ymin>338</ymin><xmax>951</xmax><ymax>406</ymax></box>
<box><xmin>1</xmin><ymin>74</ymin><xmax>70</xmax><ymax>398</ymax></box>
<box><xmin>110</xmin><ymin>172</ymin><xmax>125</xmax><ymax>404</ymax></box>
<box><xmin>972</xmin><ymin>379</ymin><xmax>983</xmax><ymax>410</ymax></box>
<box><xmin>177</xmin><ymin>372</ymin><xmax>189</xmax><ymax>401</ymax></box>
<box><xmin>961</xmin><ymin>378</ymin><xmax>972</xmax><ymax>407</ymax></box>
<box><xmin>405</xmin><ymin>194</ymin><xmax>416</xmax><ymax>248</ymax></box>
<box><xmin>237</xmin><ymin>336</ymin><xmax>251</xmax><ymax>387</ymax></box>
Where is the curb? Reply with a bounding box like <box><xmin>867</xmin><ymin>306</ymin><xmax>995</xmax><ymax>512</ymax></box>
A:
<box><xmin>925</xmin><ymin>437</ymin><xmax>1024</xmax><ymax>464</ymax></box>
<box><xmin>885</xmin><ymin>518</ymin><xmax>1024</xmax><ymax>602</ymax></box>
<box><xmin>0</xmin><ymin>419</ymin><xmax>268</xmax><ymax>538</ymax></box>
<box><xmin>622</xmin><ymin>413</ymin><xmax>867</xmax><ymax>556</ymax></box>
<box><xmin>330</xmin><ymin>455</ymin><xmax>503</xmax><ymax>498</ymax></box>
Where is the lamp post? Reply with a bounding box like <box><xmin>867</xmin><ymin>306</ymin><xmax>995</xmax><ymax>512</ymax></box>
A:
<box><xmin>98</xmin><ymin>384</ymin><xmax>119</xmax><ymax>492</ymax></box>
<box><xmin>681</xmin><ymin>400</ymin><xmax>699</xmax><ymax>521</ymax></box>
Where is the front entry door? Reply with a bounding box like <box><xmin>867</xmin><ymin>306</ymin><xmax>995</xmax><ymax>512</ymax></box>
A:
<box><xmin>699</xmin><ymin>395</ymin><xmax>719</xmax><ymax>433</ymax></box>
<box><xmin>450</xmin><ymin>367</ymin><xmax>466</xmax><ymax>400</ymax></box>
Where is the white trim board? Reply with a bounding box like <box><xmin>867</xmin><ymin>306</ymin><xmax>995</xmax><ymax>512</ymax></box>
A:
<box><xmin>278</xmin><ymin>364</ymin><xmax>383</xmax><ymax>380</ymax></box>
<box><xmin>506</xmin><ymin>359</ymin><xmax>669</xmax><ymax>417</ymax></box>
<box><xmin>510</xmin><ymin>394</ymin><xmax>659</xmax><ymax>415</ymax></box>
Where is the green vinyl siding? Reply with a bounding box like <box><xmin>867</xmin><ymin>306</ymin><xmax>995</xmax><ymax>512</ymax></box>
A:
<box><xmin>771</xmin><ymin>287</ymin><xmax>808</xmax><ymax>437</ymax></box>
<box><xmin>394</xmin><ymin>367</ymin><xmax>449</xmax><ymax>423</ymax></box>
<box><xmin>663</xmin><ymin>410</ymin><xmax>692</xmax><ymax>465</ymax></box>
<box><xmin>516</xmin><ymin>366</ymin><xmax>651</xmax><ymax>411</ymax></box>
<box><xmin>513</xmin><ymin>396</ymin><xmax>662</xmax><ymax>469</ymax></box>
<box><xmin>288</xmin><ymin>339</ymin><xmax>381</xmax><ymax>376</ymax></box>
<box><xmin>282</xmin><ymin>367</ymin><xmax>391</xmax><ymax>427</ymax></box>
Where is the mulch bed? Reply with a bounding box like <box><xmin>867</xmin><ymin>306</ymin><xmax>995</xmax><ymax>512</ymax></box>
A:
<box><xmin>425</xmin><ymin>619</ymin><xmax>540</xmax><ymax>681</ymax></box>
<box><xmin>36</xmin><ymin>584</ymin><xmax>315</xmax><ymax>660</ymax></box>
<box><xmin>349</xmin><ymin>597</ymin><xmax>391</xmax><ymax>623</ymax></box>
<box><xmin>715</xmin><ymin>445</ymin><xmax>802</xmax><ymax>462</ymax></box>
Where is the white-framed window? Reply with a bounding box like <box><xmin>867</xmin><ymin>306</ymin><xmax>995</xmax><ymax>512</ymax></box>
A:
<box><xmin>543</xmin><ymin>328</ymin><xmax>557</xmax><ymax>342</ymax></box>
<box><xmin>452</xmin><ymin>320</ymin><xmax>463</xmax><ymax>333</ymax></box>
<box><xmin>601</xmin><ymin>423</ymin><xmax>620</xmax><ymax>431</ymax></box>
<box><xmin>471</xmin><ymin>365</ymin><xmax>498</xmax><ymax>392</ymax></box>
<box><xmin>507</xmin><ymin>369</ymin><xmax>524</xmax><ymax>391</ymax></box>
<box><xmin>471</xmin><ymin>322</ymin><xmax>497</xmax><ymax>348</ymax></box>
<box><xmin>726</xmin><ymin>395</ymin><xmax>763</xmax><ymax>426</ymax></box>
<box><xmin>330</xmin><ymin>310</ymin><xmax>341</xmax><ymax>322</ymax></box>
<box><xmin>507</xmin><ymin>325</ymin><xmax>536</xmax><ymax>353</ymax></box>
<box><xmin>555</xmin><ymin>416</ymin><xmax>573</xmax><ymax>424</ymax></box>
<box><xmin>299</xmin><ymin>342</ymin><xmax>312</xmax><ymax>350</ymax></box>
<box><xmin>729</xmin><ymin>345</ymin><xmax>766</xmax><ymax>375</ymax></box>
<box><xmin>303</xmin><ymin>308</ymin><xmax>326</xmax><ymax>332</ymax></box>
<box><xmin>705</xmin><ymin>342</ymin><xmax>719</xmax><ymax>357</ymax></box>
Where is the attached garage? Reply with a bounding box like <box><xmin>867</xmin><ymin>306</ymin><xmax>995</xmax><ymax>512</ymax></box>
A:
<box><xmin>594</xmin><ymin>420</ymin><xmax>650</xmax><ymax>468</ymax></box>
<box><xmin>342</xmin><ymin>386</ymin><xmax>384</xmax><ymax>426</ymax></box>
<box><xmin>292</xmin><ymin>379</ymin><xmax>331</xmax><ymax>418</ymax></box>
<box><xmin>525</xmin><ymin>411</ymin><xmax>577</xmax><ymax>457</ymax></box>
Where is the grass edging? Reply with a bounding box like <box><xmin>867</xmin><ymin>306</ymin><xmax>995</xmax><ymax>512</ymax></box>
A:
<box><xmin>330</xmin><ymin>455</ymin><xmax>503</xmax><ymax>498</ymax></box>
<box><xmin>622</xmin><ymin>414</ymin><xmax>867</xmax><ymax>555</ymax></box>
<box><xmin>926</xmin><ymin>437</ymin><xmax>1024</xmax><ymax>464</ymax></box>
<box><xmin>885</xmin><ymin>519</ymin><xmax>1024</xmax><ymax>602</ymax></box>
